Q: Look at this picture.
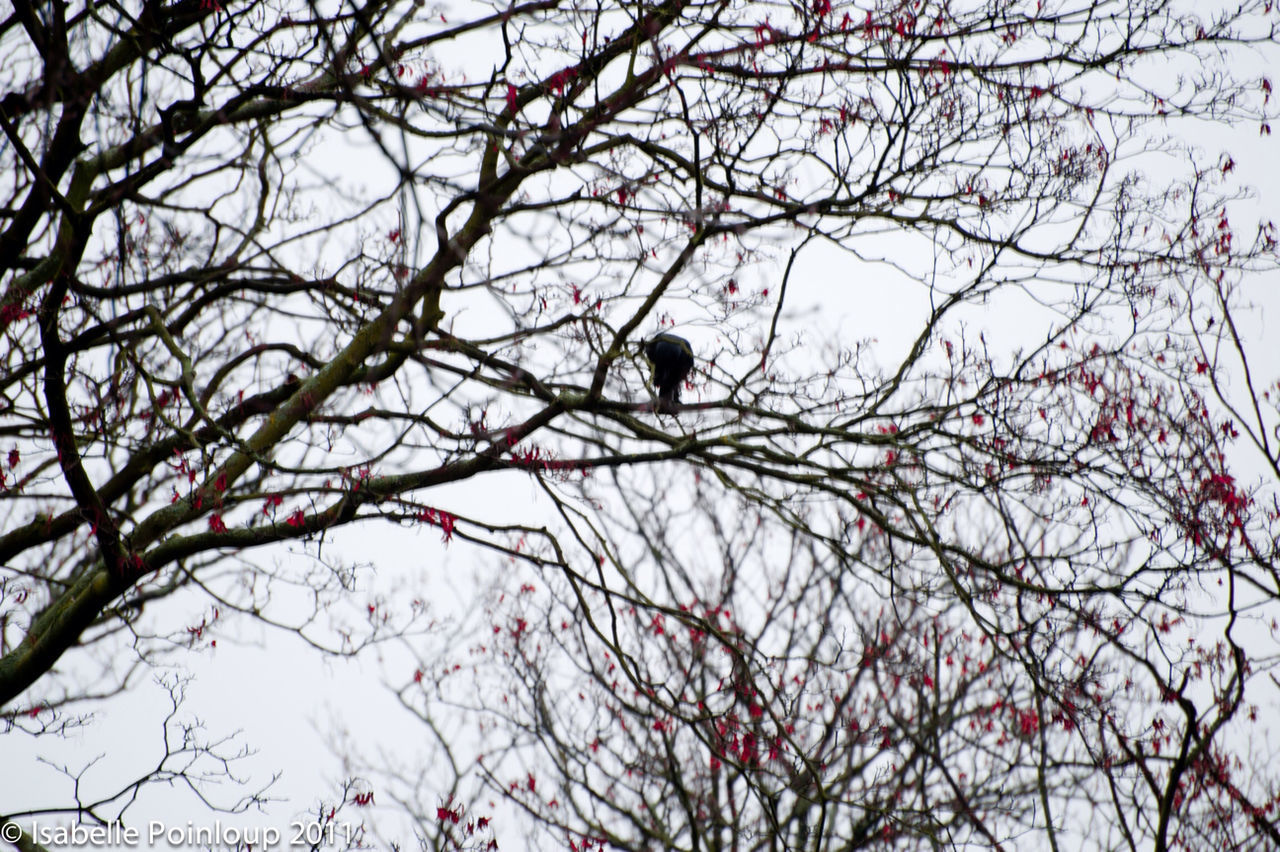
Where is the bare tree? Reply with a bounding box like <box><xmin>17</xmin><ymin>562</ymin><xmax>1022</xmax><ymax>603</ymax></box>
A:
<box><xmin>2</xmin><ymin>0</ymin><xmax>1278</xmax><ymax>849</ymax></box>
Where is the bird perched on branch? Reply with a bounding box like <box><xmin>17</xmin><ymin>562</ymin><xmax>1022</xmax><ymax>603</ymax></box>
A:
<box><xmin>644</xmin><ymin>333</ymin><xmax>694</xmax><ymax>413</ymax></box>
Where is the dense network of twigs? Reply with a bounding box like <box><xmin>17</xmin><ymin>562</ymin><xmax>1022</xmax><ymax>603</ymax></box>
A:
<box><xmin>2</xmin><ymin>0</ymin><xmax>1279</xmax><ymax>849</ymax></box>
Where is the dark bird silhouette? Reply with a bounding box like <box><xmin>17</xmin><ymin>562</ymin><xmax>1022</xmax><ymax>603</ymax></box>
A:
<box><xmin>644</xmin><ymin>333</ymin><xmax>694</xmax><ymax>412</ymax></box>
